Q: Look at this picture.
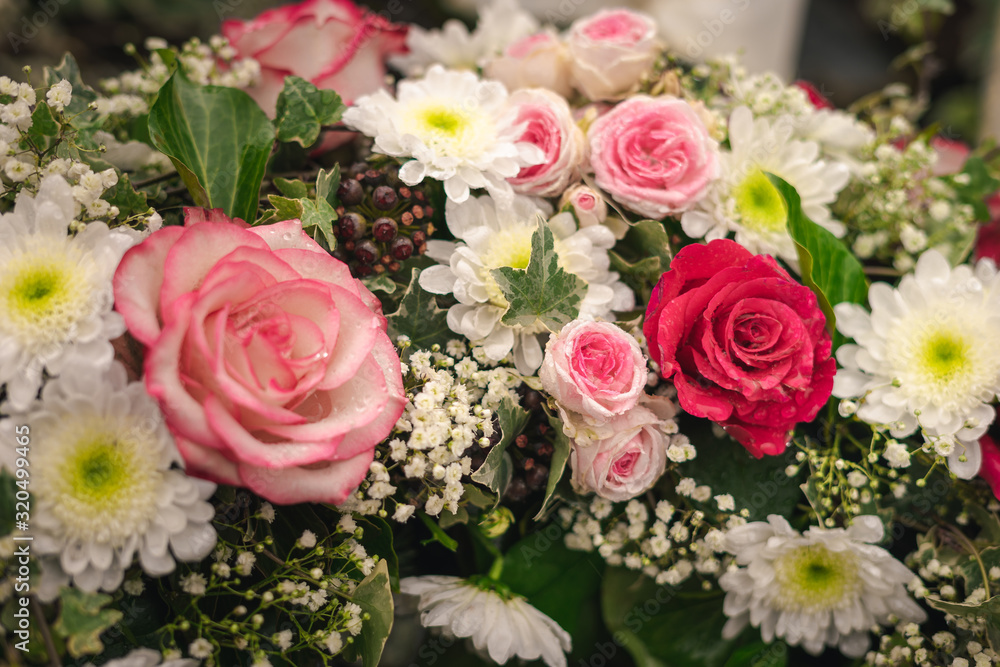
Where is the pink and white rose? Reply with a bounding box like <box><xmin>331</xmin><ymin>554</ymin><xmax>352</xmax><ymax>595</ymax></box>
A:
<box><xmin>506</xmin><ymin>89</ymin><xmax>586</xmax><ymax>197</ymax></box>
<box><xmin>113</xmin><ymin>209</ymin><xmax>406</xmax><ymax>505</ymax></box>
<box><xmin>570</xmin><ymin>395</ymin><xmax>673</xmax><ymax>501</ymax></box>
<box><xmin>484</xmin><ymin>30</ymin><xmax>573</xmax><ymax>98</ymax></box>
<box><xmin>560</xmin><ymin>184</ymin><xmax>607</xmax><ymax>229</ymax></box>
<box><xmin>540</xmin><ymin>319</ymin><xmax>645</xmax><ymax>423</ymax></box>
<box><xmin>567</xmin><ymin>9</ymin><xmax>660</xmax><ymax>102</ymax></box>
<box><xmin>222</xmin><ymin>0</ymin><xmax>408</xmax><ymax>116</ymax></box>
<box><xmin>588</xmin><ymin>95</ymin><xmax>719</xmax><ymax>219</ymax></box>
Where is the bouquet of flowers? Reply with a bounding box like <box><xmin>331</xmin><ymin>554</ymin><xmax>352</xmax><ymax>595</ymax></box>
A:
<box><xmin>3</xmin><ymin>0</ymin><xmax>1000</xmax><ymax>665</ymax></box>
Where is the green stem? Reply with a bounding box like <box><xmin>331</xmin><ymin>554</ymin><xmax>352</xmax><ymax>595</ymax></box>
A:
<box><xmin>487</xmin><ymin>554</ymin><xmax>504</xmax><ymax>581</ymax></box>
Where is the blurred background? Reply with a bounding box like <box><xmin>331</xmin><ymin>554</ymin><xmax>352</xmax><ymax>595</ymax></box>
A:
<box><xmin>1</xmin><ymin>0</ymin><xmax>999</xmax><ymax>141</ymax></box>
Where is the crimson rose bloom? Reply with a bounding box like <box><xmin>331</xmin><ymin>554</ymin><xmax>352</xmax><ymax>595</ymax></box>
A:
<box><xmin>643</xmin><ymin>239</ymin><xmax>835</xmax><ymax>457</ymax></box>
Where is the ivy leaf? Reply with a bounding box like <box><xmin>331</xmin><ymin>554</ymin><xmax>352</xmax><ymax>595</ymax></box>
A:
<box><xmin>361</xmin><ymin>274</ymin><xmax>398</xmax><ymax>295</ymax></box>
<box><xmin>491</xmin><ymin>223</ymin><xmax>586</xmax><ymax>331</ymax></box>
<box><xmin>341</xmin><ymin>559</ymin><xmax>394</xmax><ymax>667</ymax></box>
<box><xmin>267</xmin><ymin>195</ymin><xmax>304</xmax><ymax>222</ymax></box>
<box><xmin>27</xmin><ymin>102</ymin><xmax>60</xmax><ymax>149</ymax></box>
<box><xmin>273</xmin><ymin>177</ymin><xmax>308</xmax><ymax>199</ymax></box>
<box><xmin>773</xmin><ymin>175</ymin><xmax>868</xmax><ymax>351</ymax></box>
<box><xmin>148</xmin><ymin>69</ymin><xmax>274</xmax><ymax>222</ymax></box>
<box><xmin>102</xmin><ymin>174</ymin><xmax>150</xmax><ymax>220</ymax></box>
<box><xmin>53</xmin><ymin>588</ymin><xmax>123</xmax><ymax>658</ymax></box>
<box><xmin>43</xmin><ymin>53</ymin><xmax>99</xmax><ymax>123</ymax></box>
<box><xmin>471</xmin><ymin>396</ymin><xmax>529</xmax><ymax>504</ymax></box>
<box><xmin>534</xmin><ymin>408</ymin><xmax>571</xmax><ymax>520</ymax></box>
<box><xmin>316</xmin><ymin>165</ymin><xmax>341</xmax><ymax>206</ymax></box>
<box><xmin>300</xmin><ymin>197</ymin><xmax>338</xmax><ymax>250</ymax></box>
<box><xmin>274</xmin><ymin>76</ymin><xmax>345</xmax><ymax>147</ymax></box>
<box><xmin>387</xmin><ymin>269</ymin><xmax>452</xmax><ymax>353</ymax></box>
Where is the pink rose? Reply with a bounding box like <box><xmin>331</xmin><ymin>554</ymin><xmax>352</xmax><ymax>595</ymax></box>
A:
<box><xmin>113</xmin><ymin>209</ymin><xmax>405</xmax><ymax>505</ymax></box>
<box><xmin>484</xmin><ymin>30</ymin><xmax>574</xmax><ymax>99</ymax></box>
<box><xmin>560</xmin><ymin>184</ymin><xmax>607</xmax><ymax>229</ymax></box>
<box><xmin>570</xmin><ymin>396</ymin><xmax>672</xmax><ymax>501</ymax></box>
<box><xmin>930</xmin><ymin>136</ymin><xmax>970</xmax><ymax>177</ymax></box>
<box><xmin>588</xmin><ymin>95</ymin><xmax>719</xmax><ymax>219</ymax></box>
<box><xmin>644</xmin><ymin>239</ymin><xmax>835</xmax><ymax>458</ymax></box>
<box><xmin>506</xmin><ymin>89</ymin><xmax>586</xmax><ymax>198</ymax></box>
<box><xmin>540</xmin><ymin>319</ymin><xmax>646</xmax><ymax>424</ymax></box>
<box><xmin>222</xmin><ymin>0</ymin><xmax>408</xmax><ymax>116</ymax></box>
<box><xmin>567</xmin><ymin>9</ymin><xmax>659</xmax><ymax>101</ymax></box>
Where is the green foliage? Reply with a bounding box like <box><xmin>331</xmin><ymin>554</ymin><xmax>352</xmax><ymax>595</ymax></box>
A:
<box><xmin>361</xmin><ymin>274</ymin><xmax>398</xmax><ymax>295</ymax></box>
<box><xmin>53</xmin><ymin>588</ymin><xmax>123</xmax><ymax>658</ymax></box>
<box><xmin>148</xmin><ymin>69</ymin><xmax>274</xmax><ymax>222</ymax></box>
<box><xmin>418</xmin><ymin>511</ymin><xmax>459</xmax><ymax>551</ymax></box>
<box><xmin>500</xmin><ymin>530</ymin><xmax>603</xmax><ymax>638</ymax></box>
<box><xmin>724</xmin><ymin>641</ymin><xmax>788</xmax><ymax>667</ymax></box>
<box><xmin>491</xmin><ymin>224</ymin><xmax>587</xmax><ymax>331</ymax></box>
<box><xmin>387</xmin><ymin>269</ymin><xmax>453</xmax><ymax>353</ymax></box>
<box><xmin>470</xmin><ymin>397</ymin><xmax>530</xmax><ymax>504</ymax></box>
<box><xmin>601</xmin><ymin>568</ymin><xmax>741</xmax><ymax>667</ymax></box>
<box><xmin>341</xmin><ymin>560</ymin><xmax>394</xmax><ymax>667</ymax></box>
<box><xmin>43</xmin><ymin>53</ymin><xmax>99</xmax><ymax>123</ymax></box>
<box><xmin>274</xmin><ymin>76</ymin><xmax>345</xmax><ymax>147</ymax></box>
<box><xmin>103</xmin><ymin>174</ymin><xmax>150</xmax><ymax>220</ymax></box>
<box><xmin>273</xmin><ymin>177</ymin><xmax>309</xmax><ymax>199</ymax></box>
<box><xmin>951</xmin><ymin>156</ymin><xmax>1000</xmax><ymax>222</ymax></box>
<box><xmin>27</xmin><ymin>102</ymin><xmax>60</xmax><ymax>149</ymax></box>
<box><xmin>534</xmin><ymin>409</ymin><xmax>571</xmax><ymax>520</ymax></box>
<box><xmin>774</xmin><ymin>176</ymin><xmax>869</xmax><ymax>351</ymax></box>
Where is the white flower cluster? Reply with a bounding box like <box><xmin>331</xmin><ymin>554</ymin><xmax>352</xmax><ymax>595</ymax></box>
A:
<box><xmin>340</xmin><ymin>341</ymin><xmax>521</xmax><ymax>520</ymax></box>
<box><xmin>559</xmin><ymin>481</ymin><xmax>748</xmax><ymax>585</ymax></box>
<box><xmin>96</xmin><ymin>35</ymin><xmax>260</xmax><ymax>118</ymax></box>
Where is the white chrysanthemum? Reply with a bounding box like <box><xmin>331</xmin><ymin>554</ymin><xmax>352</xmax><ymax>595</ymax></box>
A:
<box><xmin>720</xmin><ymin>515</ymin><xmax>926</xmax><ymax>658</ymax></box>
<box><xmin>390</xmin><ymin>0</ymin><xmax>538</xmax><ymax>76</ymax></box>
<box><xmin>0</xmin><ymin>363</ymin><xmax>217</xmax><ymax>599</ymax></box>
<box><xmin>419</xmin><ymin>194</ymin><xmax>634</xmax><ymax>374</ymax></box>
<box><xmin>343</xmin><ymin>65</ymin><xmax>543</xmax><ymax>204</ymax></box>
<box><xmin>84</xmin><ymin>648</ymin><xmax>198</xmax><ymax>667</ymax></box>
<box><xmin>832</xmin><ymin>251</ymin><xmax>1000</xmax><ymax>478</ymax></box>
<box><xmin>0</xmin><ymin>174</ymin><xmax>137</xmax><ymax>410</ymax></box>
<box><xmin>400</xmin><ymin>575</ymin><xmax>572</xmax><ymax>667</ymax></box>
<box><xmin>681</xmin><ymin>106</ymin><xmax>851</xmax><ymax>265</ymax></box>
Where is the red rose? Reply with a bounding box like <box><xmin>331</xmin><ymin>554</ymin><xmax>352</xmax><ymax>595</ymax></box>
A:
<box><xmin>974</xmin><ymin>193</ymin><xmax>1000</xmax><ymax>265</ymax></box>
<box><xmin>794</xmin><ymin>80</ymin><xmax>833</xmax><ymax>110</ymax></box>
<box><xmin>980</xmin><ymin>429</ymin><xmax>1000</xmax><ymax>501</ymax></box>
<box><xmin>643</xmin><ymin>239</ymin><xmax>835</xmax><ymax>457</ymax></box>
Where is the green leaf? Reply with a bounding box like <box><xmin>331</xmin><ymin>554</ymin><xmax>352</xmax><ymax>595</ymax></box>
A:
<box><xmin>361</xmin><ymin>274</ymin><xmax>398</xmax><ymax>295</ymax></box>
<box><xmin>148</xmin><ymin>69</ymin><xmax>274</xmax><ymax>222</ymax></box>
<box><xmin>27</xmin><ymin>102</ymin><xmax>60</xmax><ymax>149</ymax></box>
<box><xmin>534</xmin><ymin>408</ymin><xmax>571</xmax><ymax>520</ymax></box>
<box><xmin>957</xmin><ymin>546</ymin><xmax>1000</xmax><ymax>597</ymax></box>
<box><xmin>724</xmin><ymin>641</ymin><xmax>788</xmax><ymax>667</ymax></box>
<box><xmin>952</xmin><ymin>157</ymin><xmax>1000</xmax><ymax>222</ymax></box>
<box><xmin>682</xmin><ymin>421</ymin><xmax>802</xmax><ymax>521</ymax></box>
<box><xmin>501</xmin><ymin>530</ymin><xmax>603</xmax><ymax>638</ymax></box>
<box><xmin>471</xmin><ymin>396</ymin><xmax>529</xmax><ymax>504</ymax></box>
<box><xmin>773</xmin><ymin>175</ymin><xmax>868</xmax><ymax>350</ymax></box>
<box><xmin>601</xmin><ymin>568</ymin><xmax>739</xmax><ymax>667</ymax></box>
<box><xmin>439</xmin><ymin>505</ymin><xmax>470</xmax><ymax>529</ymax></box>
<box><xmin>316</xmin><ymin>165</ymin><xmax>341</xmax><ymax>206</ymax></box>
<box><xmin>463</xmin><ymin>483</ymin><xmax>496</xmax><ymax>509</ymax></box>
<box><xmin>43</xmin><ymin>53</ymin><xmax>99</xmax><ymax>122</ymax></box>
<box><xmin>386</xmin><ymin>268</ymin><xmax>452</xmax><ymax>352</ymax></box>
<box><xmin>358</xmin><ymin>516</ymin><xmax>399</xmax><ymax>589</ymax></box>
<box><xmin>53</xmin><ymin>588</ymin><xmax>123</xmax><ymax>658</ymax></box>
<box><xmin>342</xmin><ymin>559</ymin><xmax>394</xmax><ymax>667</ymax></box>
<box><xmin>491</xmin><ymin>223</ymin><xmax>587</xmax><ymax>331</ymax></box>
<box><xmin>274</xmin><ymin>76</ymin><xmax>345</xmax><ymax>147</ymax></box>
<box><xmin>273</xmin><ymin>177</ymin><xmax>308</xmax><ymax>199</ymax></box>
<box><xmin>418</xmin><ymin>511</ymin><xmax>459</xmax><ymax>551</ymax></box>
<box><xmin>103</xmin><ymin>174</ymin><xmax>150</xmax><ymax>220</ymax></box>
<box><xmin>300</xmin><ymin>196</ymin><xmax>338</xmax><ymax>250</ymax></box>
<box><xmin>625</xmin><ymin>219</ymin><xmax>673</xmax><ymax>270</ymax></box>
<box><xmin>267</xmin><ymin>195</ymin><xmax>304</xmax><ymax>222</ymax></box>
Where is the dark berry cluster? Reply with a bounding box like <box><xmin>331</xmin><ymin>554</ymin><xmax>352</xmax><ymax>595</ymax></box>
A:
<box><xmin>333</xmin><ymin>163</ymin><xmax>435</xmax><ymax>277</ymax></box>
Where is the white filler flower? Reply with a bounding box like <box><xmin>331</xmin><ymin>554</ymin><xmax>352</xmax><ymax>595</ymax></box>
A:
<box><xmin>0</xmin><ymin>174</ymin><xmax>137</xmax><ymax>410</ymax></box>
<box><xmin>419</xmin><ymin>194</ymin><xmax>633</xmax><ymax>374</ymax></box>
<box><xmin>0</xmin><ymin>362</ymin><xmax>217</xmax><ymax>597</ymax></box>
<box><xmin>833</xmin><ymin>250</ymin><xmax>1000</xmax><ymax>478</ymax></box>
<box><xmin>343</xmin><ymin>65</ymin><xmax>543</xmax><ymax>204</ymax></box>
<box><xmin>400</xmin><ymin>575</ymin><xmax>572</xmax><ymax>667</ymax></box>
<box><xmin>682</xmin><ymin>106</ymin><xmax>850</xmax><ymax>265</ymax></box>
<box><xmin>720</xmin><ymin>515</ymin><xmax>925</xmax><ymax>658</ymax></box>
<box><xmin>84</xmin><ymin>648</ymin><xmax>199</xmax><ymax>667</ymax></box>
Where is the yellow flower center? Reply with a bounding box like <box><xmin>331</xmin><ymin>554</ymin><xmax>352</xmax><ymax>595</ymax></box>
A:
<box><xmin>35</xmin><ymin>414</ymin><xmax>163</xmax><ymax>546</ymax></box>
<box><xmin>0</xmin><ymin>238</ymin><xmax>99</xmax><ymax>351</ymax></box>
<box><xmin>400</xmin><ymin>99</ymin><xmax>494</xmax><ymax>158</ymax></box>
<box><xmin>773</xmin><ymin>544</ymin><xmax>860</xmax><ymax>613</ymax></box>
<box><xmin>733</xmin><ymin>169</ymin><xmax>788</xmax><ymax>234</ymax></box>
